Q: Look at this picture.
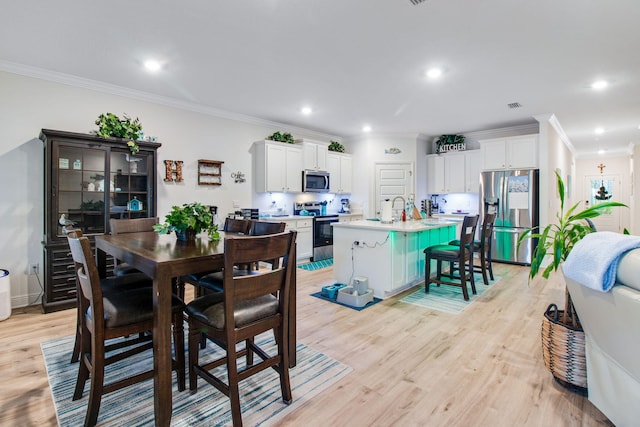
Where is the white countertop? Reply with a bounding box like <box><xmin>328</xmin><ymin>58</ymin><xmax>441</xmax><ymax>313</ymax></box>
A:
<box><xmin>259</xmin><ymin>212</ymin><xmax>362</xmax><ymax>221</ymax></box>
<box><xmin>332</xmin><ymin>218</ymin><xmax>457</xmax><ymax>232</ymax></box>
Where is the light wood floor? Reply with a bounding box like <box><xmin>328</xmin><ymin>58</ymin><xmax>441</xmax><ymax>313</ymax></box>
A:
<box><xmin>0</xmin><ymin>263</ymin><xmax>613</xmax><ymax>426</ymax></box>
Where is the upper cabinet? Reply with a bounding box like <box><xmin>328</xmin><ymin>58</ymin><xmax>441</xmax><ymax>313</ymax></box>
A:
<box><xmin>426</xmin><ymin>152</ymin><xmax>465</xmax><ymax>194</ymax></box>
<box><xmin>299</xmin><ymin>139</ymin><xmax>328</xmax><ymax>171</ymax></box>
<box><xmin>426</xmin><ymin>150</ymin><xmax>481</xmax><ymax>194</ymax></box>
<box><xmin>326</xmin><ymin>152</ymin><xmax>352</xmax><ymax>194</ymax></box>
<box><xmin>254</xmin><ymin>140</ymin><xmax>303</xmax><ymax>193</ymax></box>
<box><xmin>480</xmin><ymin>134</ymin><xmax>538</xmax><ymax>170</ymax></box>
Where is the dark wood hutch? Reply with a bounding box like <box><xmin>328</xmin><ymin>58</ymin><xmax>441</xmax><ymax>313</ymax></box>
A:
<box><xmin>41</xmin><ymin>129</ymin><xmax>161</xmax><ymax>313</ymax></box>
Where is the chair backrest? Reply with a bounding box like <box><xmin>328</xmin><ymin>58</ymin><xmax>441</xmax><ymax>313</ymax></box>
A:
<box><xmin>66</xmin><ymin>234</ymin><xmax>105</xmax><ymax>333</ymax></box>
<box><xmin>249</xmin><ymin>221</ymin><xmax>286</xmax><ymax>236</ymax></box>
<box><xmin>478</xmin><ymin>212</ymin><xmax>496</xmax><ymax>253</ymax></box>
<box><xmin>222</xmin><ymin>231</ymin><xmax>297</xmax><ymax>330</ymax></box>
<box><xmin>110</xmin><ymin>217</ymin><xmax>158</xmax><ymax>235</ymax></box>
<box><xmin>222</xmin><ymin>218</ymin><xmax>252</xmax><ymax>234</ymax></box>
<box><xmin>460</xmin><ymin>215</ymin><xmax>479</xmax><ymax>252</ymax></box>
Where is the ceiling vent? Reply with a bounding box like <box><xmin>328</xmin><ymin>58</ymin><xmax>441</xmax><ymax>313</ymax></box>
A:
<box><xmin>507</xmin><ymin>102</ymin><xmax>523</xmax><ymax>109</ymax></box>
<box><xmin>409</xmin><ymin>0</ymin><xmax>428</xmax><ymax>5</ymax></box>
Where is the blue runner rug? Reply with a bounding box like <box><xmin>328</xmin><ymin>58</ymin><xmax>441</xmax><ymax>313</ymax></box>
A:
<box><xmin>297</xmin><ymin>258</ymin><xmax>333</xmax><ymax>271</ymax></box>
<box><xmin>42</xmin><ymin>333</ymin><xmax>351</xmax><ymax>426</ymax></box>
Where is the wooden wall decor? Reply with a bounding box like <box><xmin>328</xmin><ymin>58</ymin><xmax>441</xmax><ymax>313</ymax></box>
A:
<box><xmin>198</xmin><ymin>159</ymin><xmax>224</xmax><ymax>185</ymax></box>
<box><xmin>164</xmin><ymin>160</ymin><xmax>184</xmax><ymax>182</ymax></box>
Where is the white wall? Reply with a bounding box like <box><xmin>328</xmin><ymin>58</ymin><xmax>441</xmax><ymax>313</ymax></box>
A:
<box><xmin>0</xmin><ymin>71</ymin><xmax>337</xmax><ymax>307</ymax></box>
<box><xmin>346</xmin><ymin>134</ymin><xmax>420</xmax><ymax>217</ymax></box>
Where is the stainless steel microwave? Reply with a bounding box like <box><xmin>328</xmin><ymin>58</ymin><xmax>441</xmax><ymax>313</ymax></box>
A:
<box><xmin>302</xmin><ymin>170</ymin><xmax>330</xmax><ymax>193</ymax></box>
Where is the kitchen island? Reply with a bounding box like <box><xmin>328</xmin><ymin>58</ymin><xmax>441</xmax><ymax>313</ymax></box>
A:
<box><xmin>332</xmin><ymin>219</ymin><xmax>457</xmax><ymax>299</ymax></box>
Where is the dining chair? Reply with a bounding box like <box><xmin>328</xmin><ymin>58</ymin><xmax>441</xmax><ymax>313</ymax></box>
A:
<box><xmin>179</xmin><ymin>217</ymin><xmax>252</xmax><ymax>298</ymax></box>
<box><xmin>424</xmin><ymin>215</ymin><xmax>479</xmax><ymax>301</ymax></box>
<box><xmin>109</xmin><ymin>217</ymin><xmax>158</xmax><ymax>276</ymax></box>
<box><xmin>67</xmin><ymin>233</ymin><xmax>185</xmax><ymax>427</ymax></box>
<box><xmin>66</xmin><ymin>229</ymin><xmax>153</xmax><ymax>364</ymax></box>
<box><xmin>185</xmin><ymin>231</ymin><xmax>297</xmax><ymax>427</ymax></box>
<box><xmin>448</xmin><ymin>212</ymin><xmax>496</xmax><ymax>286</ymax></box>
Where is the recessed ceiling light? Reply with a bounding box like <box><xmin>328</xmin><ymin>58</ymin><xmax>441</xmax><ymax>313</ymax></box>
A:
<box><xmin>144</xmin><ymin>60</ymin><xmax>162</xmax><ymax>72</ymax></box>
<box><xmin>426</xmin><ymin>68</ymin><xmax>442</xmax><ymax>79</ymax></box>
<box><xmin>591</xmin><ymin>80</ymin><xmax>608</xmax><ymax>90</ymax></box>
<box><xmin>598</xmin><ymin>149</ymin><xmax>606</xmax><ymax>155</ymax></box>
<box><xmin>595</xmin><ymin>127</ymin><xmax>605</xmax><ymax>134</ymax></box>
<box><xmin>363</xmin><ymin>125</ymin><xmax>372</xmax><ymax>132</ymax></box>
<box><xmin>301</xmin><ymin>107</ymin><xmax>312</xmax><ymax>115</ymax></box>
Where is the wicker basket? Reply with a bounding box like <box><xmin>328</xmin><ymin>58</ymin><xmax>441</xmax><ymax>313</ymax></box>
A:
<box><xmin>541</xmin><ymin>303</ymin><xmax>587</xmax><ymax>390</ymax></box>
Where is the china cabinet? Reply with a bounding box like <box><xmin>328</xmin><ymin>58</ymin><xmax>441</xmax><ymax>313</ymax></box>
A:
<box><xmin>41</xmin><ymin>129</ymin><xmax>160</xmax><ymax>312</ymax></box>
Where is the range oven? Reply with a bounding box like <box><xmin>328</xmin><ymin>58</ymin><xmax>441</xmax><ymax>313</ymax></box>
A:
<box><xmin>312</xmin><ymin>215</ymin><xmax>339</xmax><ymax>261</ymax></box>
<box><xmin>294</xmin><ymin>202</ymin><xmax>339</xmax><ymax>261</ymax></box>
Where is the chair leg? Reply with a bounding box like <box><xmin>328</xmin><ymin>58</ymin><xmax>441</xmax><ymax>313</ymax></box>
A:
<box><xmin>85</xmin><ymin>340</ymin><xmax>105</xmax><ymax>427</ymax></box>
<box><xmin>480</xmin><ymin>251</ymin><xmax>490</xmax><ymax>286</ymax></box>
<box><xmin>188</xmin><ymin>323</ymin><xmax>201</xmax><ymax>393</ymax></box>
<box><xmin>468</xmin><ymin>250</ymin><xmax>477</xmax><ymax>296</ymax></box>
<box><xmin>71</xmin><ymin>323</ymin><xmax>81</xmax><ymax>363</ymax></box>
<box><xmin>172</xmin><ymin>313</ymin><xmax>186</xmax><ymax>392</ymax></box>
<box><xmin>73</xmin><ymin>320</ymin><xmax>91</xmax><ymax>400</ymax></box>
<box><xmin>436</xmin><ymin>260</ymin><xmax>442</xmax><ymax>286</ymax></box>
<box><xmin>275</xmin><ymin>326</ymin><xmax>292</xmax><ymax>404</ymax></box>
<box><xmin>425</xmin><ymin>253</ymin><xmax>431</xmax><ymax>294</ymax></box>
<box><xmin>226</xmin><ymin>345</ymin><xmax>243</xmax><ymax>427</ymax></box>
<box><xmin>487</xmin><ymin>254</ymin><xmax>495</xmax><ymax>281</ymax></box>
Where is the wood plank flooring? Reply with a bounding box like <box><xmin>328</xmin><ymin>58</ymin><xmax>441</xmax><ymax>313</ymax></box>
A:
<box><xmin>0</xmin><ymin>263</ymin><xmax>613</xmax><ymax>426</ymax></box>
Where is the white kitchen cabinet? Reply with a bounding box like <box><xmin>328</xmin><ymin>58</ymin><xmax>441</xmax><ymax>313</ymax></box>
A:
<box><xmin>262</xmin><ymin>217</ymin><xmax>312</xmax><ymax>260</ymax></box>
<box><xmin>480</xmin><ymin>134</ymin><xmax>538</xmax><ymax>170</ymax></box>
<box><xmin>426</xmin><ymin>152</ymin><xmax>465</xmax><ymax>193</ymax></box>
<box><xmin>326</xmin><ymin>152</ymin><xmax>353</xmax><ymax>194</ymax></box>
<box><xmin>254</xmin><ymin>140</ymin><xmax>303</xmax><ymax>193</ymax></box>
<box><xmin>465</xmin><ymin>150</ymin><xmax>481</xmax><ymax>193</ymax></box>
<box><xmin>300</xmin><ymin>139</ymin><xmax>328</xmax><ymax>171</ymax></box>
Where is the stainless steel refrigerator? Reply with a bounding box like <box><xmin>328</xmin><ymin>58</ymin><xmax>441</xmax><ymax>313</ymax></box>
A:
<box><xmin>479</xmin><ymin>169</ymin><xmax>539</xmax><ymax>265</ymax></box>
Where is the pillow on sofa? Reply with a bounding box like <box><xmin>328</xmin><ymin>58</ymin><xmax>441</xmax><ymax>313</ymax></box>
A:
<box><xmin>616</xmin><ymin>248</ymin><xmax>640</xmax><ymax>291</ymax></box>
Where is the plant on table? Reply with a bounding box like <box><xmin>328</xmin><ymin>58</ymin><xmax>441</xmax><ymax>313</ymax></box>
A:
<box><xmin>153</xmin><ymin>202</ymin><xmax>220</xmax><ymax>241</ymax></box>
<box><xmin>95</xmin><ymin>112</ymin><xmax>143</xmax><ymax>154</ymax></box>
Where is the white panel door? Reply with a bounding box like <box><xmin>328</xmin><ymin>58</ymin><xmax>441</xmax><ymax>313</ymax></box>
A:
<box><xmin>374</xmin><ymin>162</ymin><xmax>414</xmax><ymax>216</ymax></box>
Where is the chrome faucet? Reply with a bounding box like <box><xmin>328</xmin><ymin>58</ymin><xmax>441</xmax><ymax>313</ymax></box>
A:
<box><xmin>392</xmin><ymin>196</ymin><xmax>406</xmax><ymax>218</ymax></box>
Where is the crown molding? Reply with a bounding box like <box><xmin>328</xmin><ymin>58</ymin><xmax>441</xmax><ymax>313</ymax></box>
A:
<box><xmin>0</xmin><ymin>60</ymin><xmax>340</xmax><ymax>141</ymax></box>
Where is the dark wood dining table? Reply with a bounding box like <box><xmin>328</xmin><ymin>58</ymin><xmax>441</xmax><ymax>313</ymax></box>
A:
<box><xmin>94</xmin><ymin>230</ymin><xmax>297</xmax><ymax>427</ymax></box>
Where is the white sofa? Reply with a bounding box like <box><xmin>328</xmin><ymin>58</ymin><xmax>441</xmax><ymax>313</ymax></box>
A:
<box><xmin>564</xmin><ymin>248</ymin><xmax>640</xmax><ymax>427</ymax></box>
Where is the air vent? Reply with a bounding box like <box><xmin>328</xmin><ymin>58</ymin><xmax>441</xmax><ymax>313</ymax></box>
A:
<box><xmin>410</xmin><ymin>0</ymin><xmax>428</xmax><ymax>5</ymax></box>
<box><xmin>507</xmin><ymin>102</ymin><xmax>522</xmax><ymax>109</ymax></box>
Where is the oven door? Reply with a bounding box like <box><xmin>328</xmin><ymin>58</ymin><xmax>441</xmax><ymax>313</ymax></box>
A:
<box><xmin>313</xmin><ymin>215</ymin><xmax>339</xmax><ymax>247</ymax></box>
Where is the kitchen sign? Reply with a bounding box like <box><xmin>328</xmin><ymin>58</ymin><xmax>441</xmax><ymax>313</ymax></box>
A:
<box><xmin>435</xmin><ymin>134</ymin><xmax>466</xmax><ymax>154</ymax></box>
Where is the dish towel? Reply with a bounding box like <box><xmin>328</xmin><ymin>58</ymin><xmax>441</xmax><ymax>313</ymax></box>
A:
<box><xmin>563</xmin><ymin>231</ymin><xmax>640</xmax><ymax>292</ymax></box>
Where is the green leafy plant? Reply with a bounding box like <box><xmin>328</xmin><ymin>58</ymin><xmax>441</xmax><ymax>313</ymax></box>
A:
<box><xmin>519</xmin><ymin>170</ymin><xmax>627</xmax><ymax>281</ymax></box>
<box><xmin>153</xmin><ymin>202</ymin><xmax>220</xmax><ymax>240</ymax></box>
<box><xmin>95</xmin><ymin>113</ymin><xmax>143</xmax><ymax>154</ymax></box>
<box><xmin>267</xmin><ymin>131</ymin><xmax>295</xmax><ymax>144</ymax></box>
<box><xmin>328</xmin><ymin>141</ymin><xmax>345</xmax><ymax>152</ymax></box>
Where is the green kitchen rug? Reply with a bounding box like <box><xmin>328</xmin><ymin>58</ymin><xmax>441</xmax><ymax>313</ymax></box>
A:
<box><xmin>400</xmin><ymin>274</ymin><xmax>501</xmax><ymax>315</ymax></box>
<box><xmin>298</xmin><ymin>258</ymin><xmax>333</xmax><ymax>271</ymax></box>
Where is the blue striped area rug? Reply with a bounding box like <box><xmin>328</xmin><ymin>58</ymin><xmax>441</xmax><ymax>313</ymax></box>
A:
<box><xmin>42</xmin><ymin>333</ymin><xmax>351</xmax><ymax>426</ymax></box>
<box><xmin>297</xmin><ymin>258</ymin><xmax>333</xmax><ymax>271</ymax></box>
<box><xmin>400</xmin><ymin>274</ymin><xmax>501</xmax><ymax>315</ymax></box>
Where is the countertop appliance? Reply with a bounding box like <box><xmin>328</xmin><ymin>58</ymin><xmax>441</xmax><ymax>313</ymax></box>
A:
<box><xmin>302</xmin><ymin>170</ymin><xmax>330</xmax><ymax>193</ymax></box>
<box><xmin>479</xmin><ymin>169</ymin><xmax>539</xmax><ymax>265</ymax></box>
<box><xmin>294</xmin><ymin>202</ymin><xmax>339</xmax><ymax>261</ymax></box>
<box><xmin>339</xmin><ymin>198</ymin><xmax>350</xmax><ymax>213</ymax></box>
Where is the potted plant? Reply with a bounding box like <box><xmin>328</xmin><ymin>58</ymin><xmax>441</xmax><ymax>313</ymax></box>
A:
<box><xmin>328</xmin><ymin>140</ymin><xmax>345</xmax><ymax>152</ymax></box>
<box><xmin>95</xmin><ymin>112</ymin><xmax>143</xmax><ymax>154</ymax></box>
<box><xmin>267</xmin><ymin>131</ymin><xmax>295</xmax><ymax>144</ymax></box>
<box><xmin>518</xmin><ymin>170</ymin><xmax>626</xmax><ymax>391</ymax></box>
<box><xmin>153</xmin><ymin>202</ymin><xmax>220</xmax><ymax>242</ymax></box>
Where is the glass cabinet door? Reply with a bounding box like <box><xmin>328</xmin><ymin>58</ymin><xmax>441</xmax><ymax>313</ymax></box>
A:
<box><xmin>110</xmin><ymin>150</ymin><xmax>150</xmax><ymax>221</ymax></box>
<box><xmin>56</xmin><ymin>146</ymin><xmax>106</xmax><ymax>236</ymax></box>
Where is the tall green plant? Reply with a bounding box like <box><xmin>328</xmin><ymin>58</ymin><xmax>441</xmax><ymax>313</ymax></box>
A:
<box><xmin>519</xmin><ymin>170</ymin><xmax>626</xmax><ymax>281</ymax></box>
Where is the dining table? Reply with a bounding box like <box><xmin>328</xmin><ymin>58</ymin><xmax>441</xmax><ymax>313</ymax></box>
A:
<box><xmin>94</xmin><ymin>230</ymin><xmax>297</xmax><ymax>427</ymax></box>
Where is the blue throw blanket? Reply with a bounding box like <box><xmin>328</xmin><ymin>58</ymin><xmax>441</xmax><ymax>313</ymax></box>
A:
<box><xmin>563</xmin><ymin>231</ymin><xmax>640</xmax><ymax>292</ymax></box>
